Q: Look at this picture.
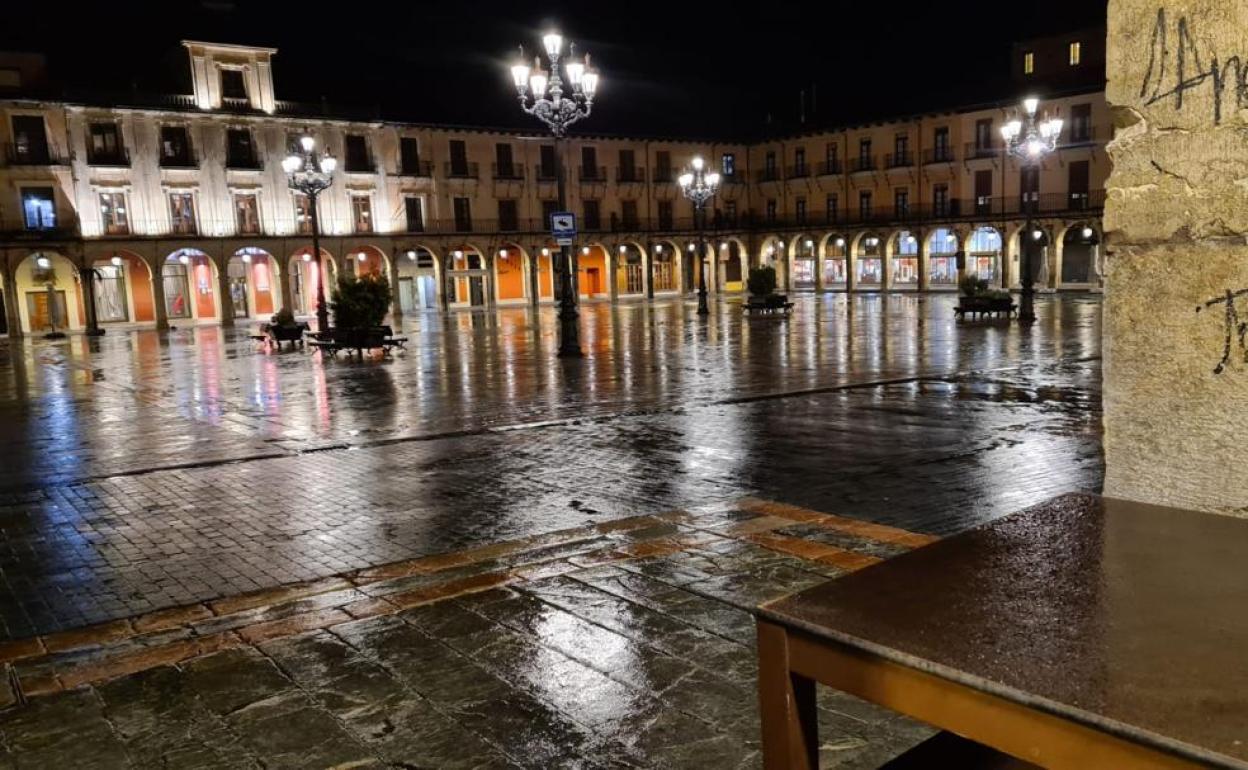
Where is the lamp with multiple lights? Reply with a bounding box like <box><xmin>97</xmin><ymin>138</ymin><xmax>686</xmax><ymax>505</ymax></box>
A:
<box><xmin>509</xmin><ymin>32</ymin><xmax>600</xmax><ymax>358</ymax></box>
<box><xmin>282</xmin><ymin>135</ymin><xmax>338</xmax><ymax>333</ymax></box>
<box><xmin>678</xmin><ymin>156</ymin><xmax>721</xmax><ymax>316</ymax></box>
<box><xmin>1002</xmin><ymin>97</ymin><xmax>1063</xmax><ymax>324</ymax></box>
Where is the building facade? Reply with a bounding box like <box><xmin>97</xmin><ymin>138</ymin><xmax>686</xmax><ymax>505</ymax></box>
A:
<box><xmin>0</xmin><ymin>40</ymin><xmax>1107</xmax><ymax>337</ymax></box>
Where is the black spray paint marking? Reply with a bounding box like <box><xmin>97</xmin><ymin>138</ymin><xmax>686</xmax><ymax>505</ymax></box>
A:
<box><xmin>1196</xmin><ymin>289</ymin><xmax>1248</xmax><ymax>374</ymax></box>
<box><xmin>1140</xmin><ymin>8</ymin><xmax>1248</xmax><ymax>125</ymax></box>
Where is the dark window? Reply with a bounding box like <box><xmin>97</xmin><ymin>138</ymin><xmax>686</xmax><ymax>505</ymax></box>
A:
<box><xmin>621</xmin><ymin>200</ymin><xmax>638</xmax><ymax>228</ymax></box>
<box><xmin>581</xmin><ymin>146</ymin><xmax>600</xmax><ymax>180</ymax></box>
<box><xmin>539</xmin><ymin>144</ymin><xmax>557</xmax><ymax>179</ymax></box>
<box><xmin>893</xmin><ymin>135</ymin><xmax>909</xmax><ymax>164</ymax></box>
<box><xmin>495</xmin><ymin>143</ymin><xmax>516</xmax><ymax>178</ymax></box>
<box><xmin>220</xmin><ymin>69</ymin><xmax>247</xmax><ymax>99</ymax></box>
<box><xmin>826</xmin><ymin>142</ymin><xmax>837</xmax><ymax>165</ymax></box>
<box><xmin>858</xmin><ymin>139</ymin><xmax>871</xmax><ymax>163</ymax></box>
<box><xmin>933</xmin><ymin>184</ymin><xmax>950</xmax><ymax>216</ymax></box>
<box><xmin>11</xmin><ymin>115</ymin><xmax>49</xmax><ymax>163</ymax></box>
<box><xmin>1068</xmin><ymin>160</ymin><xmax>1091</xmax><ymax>208</ymax></box>
<box><xmin>1070</xmin><ymin>103</ymin><xmax>1093</xmax><ymax>143</ymax></box>
<box><xmin>721</xmin><ymin>153</ymin><xmax>735</xmax><ymax>176</ymax></box>
<box><xmin>399</xmin><ymin>137</ymin><xmax>422</xmax><ymax>174</ymax></box>
<box><xmin>160</xmin><ymin>126</ymin><xmax>193</xmax><ymax>167</ymax></box>
<box><xmin>539</xmin><ymin>200</ymin><xmax>560</xmax><ymax>231</ymax></box>
<box><xmin>795</xmin><ymin>197</ymin><xmax>807</xmax><ymax>224</ymax></box>
<box><xmin>975</xmin><ymin>119</ymin><xmax>993</xmax><ymax>152</ymax></box>
<box><xmin>88</xmin><ymin>122</ymin><xmax>125</xmax><ymax>165</ymax></box>
<box><xmin>453</xmin><ymin>197</ymin><xmax>472</xmax><ymax>231</ymax></box>
<box><xmin>655</xmin><ymin>151</ymin><xmax>672</xmax><ymax>182</ymax></box>
<box><xmin>449</xmin><ymin>140</ymin><xmax>469</xmax><ymax>176</ymax></box>
<box><xmin>498</xmin><ymin>199</ymin><xmax>518</xmax><ymax>231</ymax></box>
<box><xmin>1020</xmin><ymin>167</ymin><xmax>1040</xmax><ymax>211</ymax></box>
<box><xmin>583</xmin><ymin>200</ymin><xmax>601</xmax><ymax>230</ymax></box>
<box><xmin>975</xmin><ymin>169</ymin><xmax>993</xmax><ymax>214</ymax></box>
<box><xmin>226</xmin><ymin>128</ymin><xmax>258</xmax><ymax>169</ymax></box>
<box><xmin>894</xmin><ymin>188</ymin><xmax>909</xmax><ymax>218</ymax></box>
<box><xmin>794</xmin><ymin>148</ymin><xmax>806</xmax><ymax>176</ymax></box>
<box><xmin>351</xmin><ymin>196</ymin><xmax>373</xmax><ymax>233</ymax></box>
<box><xmin>765</xmin><ymin>151</ymin><xmax>776</xmax><ymax>177</ymax></box>
<box><xmin>404</xmin><ymin>197</ymin><xmax>424</xmax><ymax>232</ymax></box>
<box><xmin>859</xmin><ymin>191</ymin><xmax>872</xmax><ymax>220</ymax></box>
<box><xmin>344</xmin><ymin>135</ymin><xmax>371</xmax><ymax>172</ymax></box>
<box><xmin>619</xmin><ymin>149</ymin><xmax>637</xmax><ymax>181</ymax></box>
<box><xmin>234</xmin><ymin>193</ymin><xmax>260</xmax><ymax>234</ymax></box>
<box><xmin>21</xmin><ymin>187</ymin><xmax>55</xmax><ymax>229</ymax></box>
<box><xmin>724</xmin><ymin>199</ymin><xmax>737</xmax><ymax>224</ymax></box>
<box><xmin>657</xmin><ymin>200</ymin><xmax>673</xmax><ymax>229</ymax></box>
<box><xmin>825</xmin><ymin>193</ymin><xmax>838</xmax><ymax>223</ymax></box>
<box><xmin>766</xmin><ymin>199</ymin><xmax>777</xmax><ymax>223</ymax></box>
<box><xmin>933</xmin><ymin>127</ymin><xmax>950</xmax><ymax>161</ymax></box>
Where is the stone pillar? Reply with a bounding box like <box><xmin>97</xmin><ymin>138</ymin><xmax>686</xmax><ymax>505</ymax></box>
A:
<box><xmin>918</xmin><ymin>239</ymin><xmax>931</xmax><ymax>291</ymax></box>
<box><xmin>278</xmin><ymin>258</ymin><xmax>294</xmax><ymax>315</ymax></box>
<box><xmin>151</xmin><ymin>260</ymin><xmax>169</xmax><ymax>331</ymax></box>
<box><xmin>390</xmin><ymin>262</ymin><xmax>404</xmax><ymax>325</ymax></box>
<box><xmin>216</xmin><ymin>257</ymin><xmax>234</xmax><ymax>328</ymax></box>
<box><xmin>2</xmin><ymin>259</ymin><xmax>22</xmax><ymax>339</ymax></box>
<box><xmin>644</xmin><ymin>248</ymin><xmax>654</xmax><ymax>300</ymax></box>
<box><xmin>607</xmin><ymin>248</ymin><xmax>619</xmax><ymax>304</ymax></box>
<box><xmin>483</xmin><ymin>252</ymin><xmax>497</xmax><ymax>308</ymax></box>
<box><xmin>1104</xmin><ymin>0</ymin><xmax>1248</xmax><ymax>513</ymax></box>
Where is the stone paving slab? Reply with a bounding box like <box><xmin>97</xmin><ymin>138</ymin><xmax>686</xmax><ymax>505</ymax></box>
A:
<box><xmin>0</xmin><ymin>496</ymin><xmax>945</xmax><ymax>769</ymax></box>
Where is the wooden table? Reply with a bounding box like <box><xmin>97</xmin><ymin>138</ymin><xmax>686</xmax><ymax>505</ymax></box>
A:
<box><xmin>756</xmin><ymin>493</ymin><xmax>1248</xmax><ymax>769</ymax></box>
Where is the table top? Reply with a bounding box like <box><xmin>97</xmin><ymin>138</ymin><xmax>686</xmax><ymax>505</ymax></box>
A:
<box><xmin>760</xmin><ymin>493</ymin><xmax>1248</xmax><ymax>769</ymax></box>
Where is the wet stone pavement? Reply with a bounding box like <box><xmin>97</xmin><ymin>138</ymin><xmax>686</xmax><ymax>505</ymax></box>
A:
<box><xmin>0</xmin><ymin>293</ymin><xmax>1103</xmax><ymax>767</ymax></box>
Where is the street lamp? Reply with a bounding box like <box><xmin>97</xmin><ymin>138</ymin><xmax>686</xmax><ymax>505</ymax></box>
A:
<box><xmin>511</xmin><ymin>31</ymin><xmax>599</xmax><ymax>358</ymax></box>
<box><xmin>283</xmin><ymin>135</ymin><xmax>338</xmax><ymax>334</ymax></box>
<box><xmin>1002</xmin><ymin>96</ymin><xmax>1062</xmax><ymax>324</ymax></box>
<box><xmin>678</xmin><ymin>156</ymin><xmax>721</xmax><ymax>316</ymax></box>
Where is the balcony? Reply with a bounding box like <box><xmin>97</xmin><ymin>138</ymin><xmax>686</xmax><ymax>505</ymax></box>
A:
<box><xmin>1063</xmin><ymin>126</ymin><xmax>1098</xmax><ymax>148</ymax></box>
<box><xmin>5</xmin><ymin>143</ymin><xmax>68</xmax><ymax>166</ymax></box>
<box><xmin>787</xmin><ymin>164</ymin><xmax>809</xmax><ymax>180</ymax></box>
<box><xmin>87</xmin><ymin>148</ymin><xmax>131</xmax><ymax>167</ymax></box>
<box><xmin>535</xmin><ymin>165</ymin><xmax>558</xmax><ymax>182</ymax></box>
<box><xmin>924</xmin><ymin>147</ymin><xmax>956</xmax><ymax>164</ymax></box>
<box><xmin>652</xmin><ymin>169</ymin><xmax>675</xmax><ymax>184</ymax></box>
<box><xmin>445</xmin><ymin>162</ymin><xmax>480</xmax><ymax>179</ymax></box>
<box><xmin>817</xmin><ymin>160</ymin><xmax>843</xmax><ymax>176</ymax></box>
<box><xmin>849</xmin><ymin>156</ymin><xmax>876</xmax><ymax>173</ymax></box>
<box><xmin>225</xmin><ymin>152</ymin><xmax>262</xmax><ymax>170</ymax></box>
<box><xmin>492</xmin><ymin>162</ymin><xmax>525</xmax><ymax>180</ymax></box>
<box><xmin>344</xmin><ymin>155</ymin><xmax>375</xmax><ymax>174</ymax></box>
<box><xmin>885</xmin><ymin>151</ymin><xmax>914</xmax><ymax>169</ymax></box>
<box><xmin>159</xmin><ymin>150</ymin><xmax>199</xmax><ymax>169</ymax></box>
<box><xmin>756</xmin><ymin>168</ymin><xmax>783</xmax><ymax>183</ymax></box>
<box><xmin>964</xmin><ymin>142</ymin><xmax>998</xmax><ymax>160</ymax></box>
<box><xmin>616</xmin><ymin>167</ymin><xmax>646</xmax><ymax>183</ymax></box>
<box><xmin>579</xmin><ymin>166</ymin><xmax>607</xmax><ymax>182</ymax></box>
<box><xmin>397</xmin><ymin>160</ymin><xmax>433</xmax><ymax>177</ymax></box>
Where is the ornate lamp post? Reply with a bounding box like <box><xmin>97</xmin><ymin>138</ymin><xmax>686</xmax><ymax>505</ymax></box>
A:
<box><xmin>282</xmin><ymin>136</ymin><xmax>338</xmax><ymax>334</ymax></box>
<box><xmin>510</xmin><ymin>32</ymin><xmax>599</xmax><ymax>358</ymax></box>
<box><xmin>1001</xmin><ymin>97</ymin><xmax>1062</xmax><ymax>324</ymax></box>
<box><xmin>679</xmin><ymin>156</ymin><xmax>721</xmax><ymax>316</ymax></box>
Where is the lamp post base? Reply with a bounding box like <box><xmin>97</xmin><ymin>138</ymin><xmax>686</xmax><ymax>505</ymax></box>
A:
<box><xmin>85</xmin><ymin>327</ymin><xmax>106</xmax><ymax>337</ymax></box>
<box><xmin>697</xmin><ymin>289</ymin><xmax>709</xmax><ymax>316</ymax></box>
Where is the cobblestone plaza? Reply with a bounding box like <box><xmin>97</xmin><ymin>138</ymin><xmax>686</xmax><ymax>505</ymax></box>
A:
<box><xmin>0</xmin><ymin>293</ymin><xmax>1103</xmax><ymax>767</ymax></box>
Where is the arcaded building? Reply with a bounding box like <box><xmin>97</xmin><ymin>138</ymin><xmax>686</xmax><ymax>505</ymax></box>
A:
<box><xmin>0</xmin><ymin>35</ymin><xmax>1106</xmax><ymax>336</ymax></box>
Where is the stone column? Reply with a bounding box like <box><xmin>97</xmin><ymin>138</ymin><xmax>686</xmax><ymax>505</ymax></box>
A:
<box><xmin>151</xmin><ymin>259</ymin><xmax>169</xmax><ymax>332</ymax></box>
<box><xmin>278</xmin><ymin>258</ymin><xmax>294</xmax><ymax>315</ymax></box>
<box><xmin>2</xmin><ymin>258</ymin><xmax>22</xmax><ymax>339</ymax></box>
<box><xmin>390</xmin><ymin>262</ymin><xmax>404</xmax><ymax>326</ymax></box>
<box><xmin>483</xmin><ymin>252</ymin><xmax>497</xmax><ymax>308</ymax></box>
<box><xmin>1104</xmin><ymin>0</ymin><xmax>1248</xmax><ymax>513</ymax></box>
<box><xmin>918</xmin><ymin>238</ymin><xmax>931</xmax><ymax>291</ymax></box>
<box><xmin>216</xmin><ymin>256</ymin><xmax>234</xmax><ymax>328</ymax></box>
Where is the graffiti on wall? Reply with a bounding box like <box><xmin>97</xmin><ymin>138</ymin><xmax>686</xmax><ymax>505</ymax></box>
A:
<box><xmin>1197</xmin><ymin>288</ymin><xmax>1248</xmax><ymax>374</ymax></box>
<box><xmin>1140</xmin><ymin>8</ymin><xmax>1248</xmax><ymax>125</ymax></box>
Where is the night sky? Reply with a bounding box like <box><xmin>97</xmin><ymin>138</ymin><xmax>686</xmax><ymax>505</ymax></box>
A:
<box><xmin>3</xmin><ymin>1</ymin><xmax>1108</xmax><ymax>139</ymax></box>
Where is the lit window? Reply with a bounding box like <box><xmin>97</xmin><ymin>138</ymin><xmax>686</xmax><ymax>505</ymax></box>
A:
<box><xmin>1023</xmin><ymin>52</ymin><xmax>1035</xmax><ymax>75</ymax></box>
<box><xmin>1069</xmin><ymin>42</ymin><xmax>1082</xmax><ymax>66</ymax></box>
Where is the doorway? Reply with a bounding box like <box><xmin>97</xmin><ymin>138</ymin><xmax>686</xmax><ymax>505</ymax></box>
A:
<box><xmin>228</xmin><ymin>261</ymin><xmax>249</xmax><ymax>318</ymax></box>
<box><xmin>27</xmin><ymin>290</ymin><xmax>67</xmax><ymax>332</ymax></box>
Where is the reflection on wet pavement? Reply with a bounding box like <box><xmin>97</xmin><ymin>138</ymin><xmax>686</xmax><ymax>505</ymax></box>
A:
<box><xmin>0</xmin><ymin>293</ymin><xmax>1103</xmax><ymax>767</ymax></box>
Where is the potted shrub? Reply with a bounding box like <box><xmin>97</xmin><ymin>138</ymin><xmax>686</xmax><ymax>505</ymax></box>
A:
<box><xmin>958</xmin><ymin>275</ymin><xmax>1014</xmax><ymax>315</ymax></box>
<box><xmin>330</xmin><ymin>273</ymin><xmax>392</xmax><ymax>352</ymax></box>
<box><xmin>747</xmin><ymin>265</ymin><xmax>789</xmax><ymax>310</ymax></box>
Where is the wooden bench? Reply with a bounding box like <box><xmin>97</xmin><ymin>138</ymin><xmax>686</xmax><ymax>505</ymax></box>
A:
<box><xmin>744</xmin><ymin>297</ymin><xmax>795</xmax><ymax>316</ymax></box>
<box><xmin>308</xmin><ymin>327</ymin><xmax>406</xmax><ymax>358</ymax></box>
<box><xmin>756</xmin><ymin>493</ymin><xmax>1248</xmax><ymax>769</ymax></box>
<box><xmin>954</xmin><ymin>300</ymin><xmax>1017</xmax><ymax>321</ymax></box>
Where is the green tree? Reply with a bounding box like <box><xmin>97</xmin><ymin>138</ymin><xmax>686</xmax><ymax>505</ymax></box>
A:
<box><xmin>747</xmin><ymin>266</ymin><xmax>778</xmax><ymax>298</ymax></box>
<box><xmin>331</xmin><ymin>272</ymin><xmax>391</xmax><ymax>329</ymax></box>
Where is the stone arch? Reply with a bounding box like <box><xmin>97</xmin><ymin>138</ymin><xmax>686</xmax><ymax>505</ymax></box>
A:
<box><xmin>965</xmin><ymin>226</ymin><xmax>1004</xmax><ymax>287</ymax></box>
<box><xmin>494</xmin><ymin>242</ymin><xmax>530</xmax><ymax>304</ymax></box>
<box><xmin>819</xmin><ymin>233</ymin><xmax>849</xmax><ymax>289</ymax></box>
<box><xmin>1005</xmin><ymin>223</ymin><xmax>1051</xmax><ymax>288</ymax></box>
<box><xmin>759</xmin><ymin>235</ymin><xmax>787</xmax><ymax>290</ymax></box>
<box><xmin>649</xmin><ymin>240</ymin><xmax>681</xmax><ymax>294</ymax></box>
<box><xmin>345</xmin><ymin>244</ymin><xmax>390</xmax><ymax>280</ymax></box>
<box><xmin>927</xmin><ymin>227</ymin><xmax>962</xmax><ymax>289</ymax></box>
<box><xmin>889</xmin><ymin>230</ymin><xmax>920</xmax><ymax>290</ymax></box>
<box><xmin>789</xmin><ymin>234</ymin><xmax>818</xmax><ymax>291</ymax></box>
<box><xmin>578</xmin><ymin>243</ymin><xmax>610</xmax><ymax>299</ymax></box>
<box><xmin>715</xmin><ymin>237</ymin><xmax>748</xmax><ymax>293</ymax></box>
<box><xmin>89</xmin><ymin>249</ymin><xmax>157</xmax><ymax>325</ymax></box>
<box><xmin>853</xmin><ymin>232</ymin><xmax>885</xmax><ymax>289</ymax></box>
<box><xmin>227</xmin><ymin>247</ymin><xmax>281</xmax><ymax>320</ymax></box>
<box><xmin>395</xmin><ymin>244</ymin><xmax>442</xmax><ymax>312</ymax></box>
<box><xmin>613</xmin><ymin>241</ymin><xmax>646</xmax><ymax>297</ymax></box>
<box><xmin>288</xmin><ymin>247</ymin><xmax>337</xmax><ymax>317</ymax></box>
<box><xmin>448</xmin><ymin>243</ymin><xmax>489</xmax><ymax>308</ymax></box>
<box><xmin>1056</xmin><ymin>221</ymin><xmax>1102</xmax><ymax>288</ymax></box>
<box><xmin>164</xmin><ymin>248</ymin><xmax>220</xmax><ymax>323</ymax></box>
<box><xmin>14</xmin><ymin>251</ymin><xmax>84</xmax><ymax>333</ymax></box>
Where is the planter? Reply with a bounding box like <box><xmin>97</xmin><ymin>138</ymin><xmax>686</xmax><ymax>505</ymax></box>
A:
<box><xmin>268</xmin><ymin>323</ymin><xmax>308</xmax><ymax>343</ymax></box>
<box><xmin>959</xmin><ymin>296</ymin><xmax>1014</xmax><ymax>313</ymax></box>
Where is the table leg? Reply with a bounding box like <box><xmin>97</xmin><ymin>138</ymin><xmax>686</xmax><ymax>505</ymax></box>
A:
<box><xmin>758</xmin><ymin>619</ymin><xmax>819</xmax><ymax>770</ymax></box>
